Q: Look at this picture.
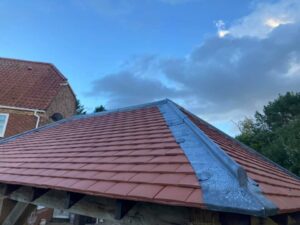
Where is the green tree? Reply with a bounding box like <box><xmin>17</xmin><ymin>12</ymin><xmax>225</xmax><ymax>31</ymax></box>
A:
<box><xmin>75</xmin><ymin>99</ymin><xmax>86</xmax><ymax>115</ymax></box>
<box><xmin>258</xmin><ymin>92</ymin><xmax>300</xmax><ymax>130</ymax></box>
<box><xmin>236</xmin><ymin>92</ymin><xmax>300</xmax><ymax>176</ymax></box>
<box><xmin>94</xmin><ymin>105</ymin><xmax>106</xmax><ymax>113</ymax></box>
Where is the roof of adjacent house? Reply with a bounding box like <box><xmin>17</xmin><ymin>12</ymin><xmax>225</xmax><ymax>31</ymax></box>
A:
<box><xmin>0</xmin><ymin>57</ymin><xmax>70</xmax><ymax>110</ymax></box>
<box><xmin>0</xmin><ymin>99</ymin><xmax>299</xmax><ymax>217</ymax></box>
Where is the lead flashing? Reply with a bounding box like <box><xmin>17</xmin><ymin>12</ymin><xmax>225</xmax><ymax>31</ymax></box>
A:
<box><xmin>158</xmin><ymin>100</ymin><xmax>278</xmax><ymax>217</ymax></box>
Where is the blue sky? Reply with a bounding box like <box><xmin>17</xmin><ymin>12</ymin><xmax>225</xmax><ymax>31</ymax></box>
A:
<box><xmin>1</xmin><ymin>0</ymin><xmax>300</xmax><ymax>136</ymax></box>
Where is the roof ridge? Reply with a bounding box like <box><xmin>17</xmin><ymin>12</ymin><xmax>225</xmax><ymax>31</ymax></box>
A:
<box><xmin>160</xmin><ymin>99</ymin><xmax>278</xmax><ymax>217</ymax></box>
<box><xmin>0</xmin><ymin>57</ymin><xmax>68</xmax><ymax>82</ymax></box>
<box><xmin>0</xmin><ymin>56</ymin><xmax>54</xmax><ymax>66</ymax></box>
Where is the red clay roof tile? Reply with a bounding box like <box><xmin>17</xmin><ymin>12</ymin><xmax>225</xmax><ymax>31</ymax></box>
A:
<box><xmin>186</xmin><ymin>189</ymin><xmax>203</xmax><ymax>204</ymax></box>
<box><xmin>110</xmin><ymin>172</ymin><xmax>137</xmax><ymax>182</ymax></box>
<box><xmin>0</xmin><ymin>106</ymin><xmax>203</xmax><ymax>208</ymax></box>
<box><xmin>155</xmin><ymin>186</ymin><xmax>194</xmax><ymax>202</ymax></box>
<box><xmin>130</xmin><ymin>173</ymin><xmax>160</xmax><ymax>183</ymax></box>
<box><xmin>87</xmin><ymin>181</ymin><xmax>116</xmax><ymax>193</ymax></box>
<box><xmin>128</xmin><ymin>184</ymin><xmax>164</xmax><ymax>199</ymax></box>
<box><xmin>70</xmin><ymin>180</ymin><xmax>97</xmax><ymax>190</ymax></box>
<box><xmin>105</xmin><ymin>183</ymin><xmax>137</xmax><ymax>196</ymax></box>
<box><xmin>0</xmin><ymin>101</ymin><xmax>299</xmax><ymax>216</ymax></box>
<box><xmin>0</xmin><ymin>57</ymin><xmax>69</xmax><ymax>110</ymax></box>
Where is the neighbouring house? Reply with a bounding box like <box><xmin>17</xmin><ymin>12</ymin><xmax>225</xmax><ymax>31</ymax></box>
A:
<box><xmin>0</xmin><ymin>57</ymin><xmax>76</xmax><ymax>138</ymax></box>
<box><xmin>0</xmin><ymin>99</ymin><xmax>299</xmax><ymax>225</ymax></box>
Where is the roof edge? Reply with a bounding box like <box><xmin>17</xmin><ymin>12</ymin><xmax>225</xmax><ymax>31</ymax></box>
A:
<box><xmin>0</xmin><ymin>104</ymin><xmax>45</xmax><ymax>113</ymax></box>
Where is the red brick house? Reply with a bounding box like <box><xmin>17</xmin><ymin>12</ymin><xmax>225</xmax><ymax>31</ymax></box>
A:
<box><xmin>0</xmin><ymin>57</ymin><xmax>76</xmax><ymax>138</ymax></box>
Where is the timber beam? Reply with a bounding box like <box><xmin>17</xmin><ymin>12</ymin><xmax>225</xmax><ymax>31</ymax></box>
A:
<box><xmin>0</xmin><ymin>184</ymin><xmax>117</xmax><ymax>220</ymax></box>
<box><xmin>0</xmin><ymin>183</ymin><xmax>192</xmax><ymax>225</ymax></box>
<box><xmin>66</xmin><ymin>192</ymin><xmax>85</xmax><ymax>208</ymax></box>
<box><xmin>1</xmin><ymin>199</ymin><xmax>36</xmax><ymax>225</ymax></box>
<box><xmin>115</xmin><ymin>199</ymin><xmax>135</xmax><ymax>220</ymax></box>
<box><xmin>0</xmin><ymin>198</ymin><xmax>17</xmax><ymax>224</ymax></box>
<box><xmin>0</xmin><ymin>184</ymin><xmax>21</xmax><ymax>196</ymax></box>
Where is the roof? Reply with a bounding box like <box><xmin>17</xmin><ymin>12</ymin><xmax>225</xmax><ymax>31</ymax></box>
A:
<box><xmin>0</xmin><ymin>99</ymin><xmax>299</xmax><ymax>217</ymax></box>
<box><xmin>0</xmin><ymin>57</ymin><xmax>70</xmax><ymax>110</ymax></box>
<box><xmin>4</xmin><ymin>113</ymin><xmax>37</xmax><ymax>137</ymax></box>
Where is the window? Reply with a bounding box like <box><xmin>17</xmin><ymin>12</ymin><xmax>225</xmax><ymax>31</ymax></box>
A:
<box><xmin>0</xmin><ymin>113</ymin><xmax>9</xmax><ymax>137</ymax></box>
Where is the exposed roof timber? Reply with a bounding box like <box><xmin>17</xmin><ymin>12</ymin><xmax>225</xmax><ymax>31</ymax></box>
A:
<box><xmin>0</xmin><ymin>183</ymin><xmax>191</xmax><ymax>225</ymax></box>
<box><xmin>67</xmin><ymin>192</ymin><xmax>85</xmax><ymax>209</ymax></box>
<box><xmin>30</xmin><ymin>188</ymin><xmax>49</xmax><ymax>202</ymax></box>
<box><xmin>2</xmin><ymin>201</ymin><xmax>35</xmax><ymax>225</ymax></box>
<box><xmin>0</xmin><ymin>183</ymin><xmax>120</xmax><ymax>220</ymax></box>
<box><xmin>115</xmin><ymin>200</ymin><xmax>136</xmax><ymax>220</ymax></box>
<box><xmin>0</xmin><ymin>184</ymin><xmax>21</xmax><ymax>196</ymax></box>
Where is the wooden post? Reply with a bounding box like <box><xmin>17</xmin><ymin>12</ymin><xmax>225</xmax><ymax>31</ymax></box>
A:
<box><xmin>115</xmin><ymin>200</ymin><xmax>135</xmax><ymax>220</ymax></box>
<box><xmin>2</xmin><ymin>201</ymin><xmax>36</xmax><ymax>225</ymax></box>
<box><xmin>0</xmin><ymin>198</ymin><xmax>17</xmax><ymax>224</ymax></box>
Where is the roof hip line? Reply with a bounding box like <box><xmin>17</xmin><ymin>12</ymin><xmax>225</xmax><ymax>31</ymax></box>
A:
<box><xmin>165</xmin><ymin>99</ymin><xmax>248</xmax><ymax>186</ymax></box>
<box><xmin>161</xmin><ymin>99</ymin><xmax>278</xmax><ymax>217</ymax></box>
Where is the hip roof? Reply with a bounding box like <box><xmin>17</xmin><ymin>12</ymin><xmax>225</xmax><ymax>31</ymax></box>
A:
<box><xmin>0</xmin><ymin>99</ymin><xmax>299</xmax><ymax>217</ymax></box>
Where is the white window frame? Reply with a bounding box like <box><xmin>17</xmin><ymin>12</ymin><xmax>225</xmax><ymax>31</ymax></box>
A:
<box><xmin>0</xmin><ymin>113</ymin><xmax>9</xmax><ymax>138</ymax></box>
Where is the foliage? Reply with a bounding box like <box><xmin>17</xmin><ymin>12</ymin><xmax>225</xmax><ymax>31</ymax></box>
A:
<box><xmin>75</xmin><ymin>99</ymin><xmax>106</xmax><ymax>115</ymax></box>
<box><xmin>94</xmin><ymin>105</ymin><xmax>106</xmax><ymax>113</ymax></box>
<box><xmin>236</xmin><ymin>92</ymin><xmax>300</xmax><ymax>176</ymax></box>
<box><xmin>75</xmin><ymin>99</ymin><xmax>86</xmax><ymax>115</ymax></box>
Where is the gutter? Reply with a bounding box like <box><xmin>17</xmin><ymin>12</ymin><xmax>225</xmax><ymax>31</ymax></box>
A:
<box><xmin>0</xmin><ymin>105</ymin><xmax>45</xmax><ymax>129</ymax></box>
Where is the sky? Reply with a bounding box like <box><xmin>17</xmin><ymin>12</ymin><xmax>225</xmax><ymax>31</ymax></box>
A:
<box><xmin>1</xmin><ymin>0</ymin><xmax>300</xmax><ymax>136</ymax></box>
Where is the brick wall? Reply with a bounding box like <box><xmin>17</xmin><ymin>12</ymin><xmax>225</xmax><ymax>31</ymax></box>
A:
<box><xmin>44</xmin><ymin>85</ymin><xmax>76</xmax><ymax>124</ymax></box>
<box><xmin>0</xmin><ymin>85</ymin><xmax>76</xmax><ymax>138</ymax></box>
<box><xmin>0</xmin><ymin>109</ymin><xmax>37</xmax><ymax>138</ymax></box>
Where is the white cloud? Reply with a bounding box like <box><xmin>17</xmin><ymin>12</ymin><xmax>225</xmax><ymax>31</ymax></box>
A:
<box><xmin>225</xmin><ymin>0</ymin><xmax>300</xmax><ymax>38</ymax></box>
<box><xmin>88</xmin><ymin>0</ymin><xmax>300</xmax><ymax>134</ymax></box>
<box><xmin>215</xmin><ymin>20</ymin><xmax>230</xmax><ymax>38</ymax></box>
<box><xmin>265</xmin><ymin>18</ymin><xmax>292</xmax><ymax>28</ymax></box>
<box><xmin>89</xmin><ymin>22</ymin><xmax>300</xmax><ymax>120</ymax></box>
